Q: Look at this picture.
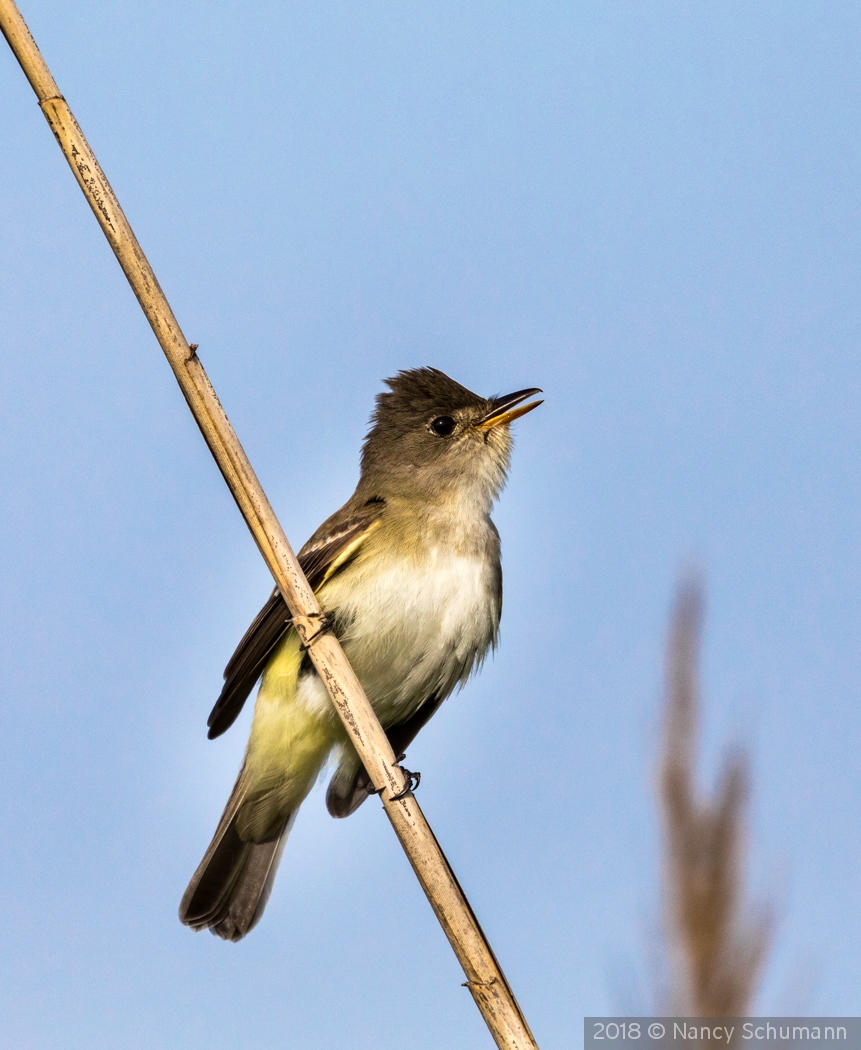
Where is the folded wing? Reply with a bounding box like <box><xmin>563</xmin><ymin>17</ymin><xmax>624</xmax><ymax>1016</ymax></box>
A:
<box><xmin>206</xmin><ymin>501</ymin><xmax>385</xmax><ymax>739</ymax></box>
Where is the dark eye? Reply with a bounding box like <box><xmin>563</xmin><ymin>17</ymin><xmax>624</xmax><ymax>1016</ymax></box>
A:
<box><xmin>430</xmin><ymin>415</ymin><xmax>456</xmax><ymax>437</ymax></box>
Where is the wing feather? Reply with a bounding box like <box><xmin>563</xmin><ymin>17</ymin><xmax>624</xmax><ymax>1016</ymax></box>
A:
<box><xmin>206</xmin><ymin>501</ymin><xmax>384</xmax><ymax>739</ymax></box>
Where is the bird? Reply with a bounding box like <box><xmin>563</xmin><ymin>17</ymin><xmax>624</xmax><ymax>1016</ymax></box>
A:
<box><xmin>179</xmin><ymin>367</ymin><xmax>542</xmax><ymax>941</ymax></box>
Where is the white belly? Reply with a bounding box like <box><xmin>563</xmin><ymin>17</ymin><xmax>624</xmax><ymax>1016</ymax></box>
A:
<box><xmin>297</xmin><ymin>548</ymin><xmax>499</xmax><ymax>726</ymax></box>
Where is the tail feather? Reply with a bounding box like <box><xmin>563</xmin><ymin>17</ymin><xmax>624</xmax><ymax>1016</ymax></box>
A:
<box><xmin>209</xmin><ymin>821</ymin><xmax>292</xmax><ymax>942</ymax></box>
<box><xmin>179</xmin><ymin>775</ymin><xmax>294</xmax><ymax>942</ymax></box>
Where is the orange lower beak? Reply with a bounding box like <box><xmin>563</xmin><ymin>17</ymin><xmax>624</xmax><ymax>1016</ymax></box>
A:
<box><xmin>474</xmin><ymin>387</ymin><xmax>543</xmax><ymax>431</ymax></box>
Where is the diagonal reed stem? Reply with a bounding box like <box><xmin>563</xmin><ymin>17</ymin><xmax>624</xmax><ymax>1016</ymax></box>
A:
<box><xmin>0</xmin><ymin>3</ymin><xmax>539</xmax><ymax>1046</ymax></box>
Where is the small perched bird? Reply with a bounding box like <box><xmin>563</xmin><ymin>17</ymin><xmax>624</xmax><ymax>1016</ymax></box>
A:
<box><xmin>179</xmin><ymin>367</ymin><xmax>542</xmax><ymax>940</ymax></box>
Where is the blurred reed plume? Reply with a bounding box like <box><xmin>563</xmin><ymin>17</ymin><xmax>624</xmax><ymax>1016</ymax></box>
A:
<box><xmin>658</xmin><ymin>579</ymin><xmax>772</xmax><ymax>1015</ymax></box>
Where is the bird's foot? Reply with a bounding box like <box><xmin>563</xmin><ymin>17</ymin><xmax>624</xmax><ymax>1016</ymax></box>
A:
<box><xmin>389</xmin><ymin>754</ymin><xmax>421</xmax><ymax>801</ymax></box>
<box><xmin>298</xmin><ymin>611</ymin><xmax>336</xmax><ymax>651</ymax></box>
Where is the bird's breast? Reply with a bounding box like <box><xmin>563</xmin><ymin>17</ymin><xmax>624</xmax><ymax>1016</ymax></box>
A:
<box><xmin>307</xmin><ymin>547</ymin><xmax>500</xmax><ymax>726</ymax></box>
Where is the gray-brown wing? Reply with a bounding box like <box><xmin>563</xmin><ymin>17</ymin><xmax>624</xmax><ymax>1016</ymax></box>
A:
<box><xmin>206</xmin><ymin>503</ymin><xmax>385</xmax><ymax>739</ymax></box>
<box><xmin>206</xmin><ymin>590</ymin><xmax>289</xmax><ymax>739</ymax></box>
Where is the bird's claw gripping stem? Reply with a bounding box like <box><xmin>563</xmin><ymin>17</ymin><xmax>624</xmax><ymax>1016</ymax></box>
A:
<box><xmin>297</xmin><ymin>611</ymin><xmax>336</xmax><ymax>651</ymax></box>
<box><xmin>389</xmin><ymin>753</ymin><xmax>421</xmax><ymax>801</ymax></box>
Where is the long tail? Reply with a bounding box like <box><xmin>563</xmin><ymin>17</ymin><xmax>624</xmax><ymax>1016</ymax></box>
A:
<box><xmin>179</xmin><ymin>775</ymin><xmax>295</xmax><ymax>942</ymax></box>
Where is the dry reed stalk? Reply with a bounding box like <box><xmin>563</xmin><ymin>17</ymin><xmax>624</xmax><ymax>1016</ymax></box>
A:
<box><xmin>0</xmin><ymin>2</ymin><xmax>538</xmax><ymax>1046</ymax></box>
<box><xmin>659</xmin><ymin>580</ymin><xmax>771</xmax><ymax>1016</ymax></box>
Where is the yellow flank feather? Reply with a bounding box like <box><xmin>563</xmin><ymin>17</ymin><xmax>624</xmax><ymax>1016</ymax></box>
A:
<box><xmin>235</xmin><ymin>523</ymin><xmax>383</xmax><ymax>843</ymax></box>
<box><xmin>239</xmin><ymin>631</ymin><xmax>338</xmax><ymax>842</ymax></box>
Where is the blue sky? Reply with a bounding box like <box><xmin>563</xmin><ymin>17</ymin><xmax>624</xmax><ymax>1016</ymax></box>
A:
<box><xmin>2</xmin><ymin>2</ymin><xmax>860</xmax><ymax>1047</ymax></box>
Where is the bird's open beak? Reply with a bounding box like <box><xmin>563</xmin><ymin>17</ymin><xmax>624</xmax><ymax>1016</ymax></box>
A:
<box><xmin>474</xmin><ymin>387</ymin><xmax>544</xmax><ymax>431</ymax></box>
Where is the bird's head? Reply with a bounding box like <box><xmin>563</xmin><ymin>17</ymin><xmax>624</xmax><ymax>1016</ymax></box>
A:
<box><xmin>359</xmin><ymin>367</ymin><xmax>542</xmax><ymax>508</ymax></box>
